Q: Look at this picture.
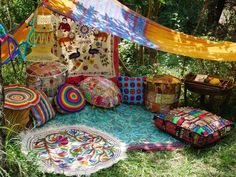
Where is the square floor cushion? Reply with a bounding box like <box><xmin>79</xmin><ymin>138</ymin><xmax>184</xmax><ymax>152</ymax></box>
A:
<box><xmin>30</xmin><ymin>90</ymin><xmax>56</xmax><ymax>127</ymax></box>
<box><xmin>153</xmin><ymin>107</ymin><xmax>234</xmax><ymax>147</ymax></box>
<box><xmin>117</xmin><ymin>76</ymin><xmax>146</xmax><ymax>104</ymax></box>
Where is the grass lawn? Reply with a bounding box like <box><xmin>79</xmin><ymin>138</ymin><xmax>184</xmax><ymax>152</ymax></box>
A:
<box><xmin>42</xmin><ymin>116</ymin><xmax>235</xmax><ymax>177</ymax></box>
<box><xmin>2</xmin><ymin>63</ymin><xmax>235</xmax><ymax>177</ymax></box>
<box><xmin>2</xmin><ymin>106</ymin><xmax>235</xmax><ymax>177</ymax></box>
<box><xmin>91</xmin><ymin>123</ymin><xmax>236</xmax><ymax>177</ymax></box>
<box><xmin>2</xmin><ymin>119</ymin><xmax>235</xmax><ymax>177</ymax></box>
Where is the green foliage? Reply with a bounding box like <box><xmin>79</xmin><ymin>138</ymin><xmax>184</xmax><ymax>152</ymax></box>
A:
<box><xmin>0</xmin><ymin>126</ymin><xmax>42</xmax><ymax>177</ymax></box>
<box><xmin>0</xmin><ymin>1</ymin><xmax>235</xmax><ymax>177</ymax></box>
<box><xmin>0</xmin><ymin>0</ymin><xmax>36</xmax><ymax>30</ymax></box>
<box><xmin>2</xmin><ymin>60</ymin><xmax>26</xmax><ymax>86</ymax></box>
<box><xmin>44</xmin><ymin>123</ymin><xmax>236</xmax><ymax>177</ymax></box>
<box><xmin>157</xmin><ymin>0</ymin><xmax>204</xmax><ymax>34</ymax></box>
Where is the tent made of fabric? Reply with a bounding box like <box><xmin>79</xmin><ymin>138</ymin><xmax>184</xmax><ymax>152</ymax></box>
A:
<box><xmin>1</xmin><ymin>0</ymin><xmax>236</xmax><ymax>63</ymax></box>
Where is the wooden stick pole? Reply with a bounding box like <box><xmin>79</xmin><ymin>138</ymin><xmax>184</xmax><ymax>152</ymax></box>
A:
<box><xmin>0</xmin><ymin>37</ymin><xmax>6</xmax><ymax>170</ymax></box>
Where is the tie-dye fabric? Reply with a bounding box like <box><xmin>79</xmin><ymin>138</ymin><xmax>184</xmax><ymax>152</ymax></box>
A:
<box><xmin>45</xmin><ymin>0</ymin><xmax>158</xmax><ymax>49</ymax></box>
<box><xmin>44</xmin><ymin>0</ymin><xmax>236</xmax><ymax>61</ymax></box>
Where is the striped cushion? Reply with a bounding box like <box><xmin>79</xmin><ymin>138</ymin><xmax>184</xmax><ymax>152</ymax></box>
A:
<box><xmin>30</xmin><ymin>90</ymin><xmax>55</xmax><ymax>127</ymax></box>
<box><xmin>54</xmin><ymin>84</ymin><xmax>86</xmax><ymax>114</ymax></box>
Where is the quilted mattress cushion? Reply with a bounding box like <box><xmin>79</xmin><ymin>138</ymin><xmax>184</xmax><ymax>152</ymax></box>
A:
<box><xmin>153</xmin><ymin>107</ymin><xmax>234</xmax><ymax>147</ymax></box>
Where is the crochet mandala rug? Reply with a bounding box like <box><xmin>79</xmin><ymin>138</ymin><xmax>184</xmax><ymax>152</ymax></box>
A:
<box><xmin>46</xmin><ymin>104</ymin><xmax>183</xmax><ymax>151</ymax></box>
<box><xmin>21</xmin><ymin>125</ymin><xmax>126</xmax><ymax>176</ymax></box>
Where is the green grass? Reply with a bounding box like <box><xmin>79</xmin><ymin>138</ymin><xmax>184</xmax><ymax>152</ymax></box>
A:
<box><xmin>1</xmin><ymin>56</ymin><xmax>235</xmax><ymax>177</ymax></box>
<box><xmin>1</xmin><ymin>118</ymin><xmax>235</xmax><ymax>177</ymax></box>
<box><xmin>47</xmin><ymin>127</ymin><xmax>236</xmax><ymax>177</ymax></box>
<box><xmin>89</xmin><ymin>125</ymin><xmax>236</xmax><ymax>177</ymax></box>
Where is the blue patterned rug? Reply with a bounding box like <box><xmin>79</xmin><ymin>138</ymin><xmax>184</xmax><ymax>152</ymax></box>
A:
<box><xmin>44</xmin><ymin>104</ymin><xmax>183</xmax><ymax>151</ymax></box>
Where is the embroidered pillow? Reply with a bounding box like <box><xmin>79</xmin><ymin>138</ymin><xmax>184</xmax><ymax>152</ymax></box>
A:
<box><xmin>117</xmin><ymin>76</ymin><xmax>146</xmax><ymax>104</ymax></box>
<box><xmin>79</xmin><ymin>77</ymin><xmax>121</xmax><ymax>108</ymax></box>
<box><xmin>154</xmin><ymin>107</ymin><xmax>234</xmax><ymax>147</ymax></box>
<box><xmin>54</xmin><ymin>84</ymin><xmax>86</xmax><ymax>114</ymax></box>
<box><xmin>30</xmin><ymin>90</ymin><xmax>55</xmax><ymax>127</ymax></box>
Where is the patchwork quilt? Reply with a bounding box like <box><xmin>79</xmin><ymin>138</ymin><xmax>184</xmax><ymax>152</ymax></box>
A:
<box><xmin>154</xmin><ymin>107</ymin><xmax>234</xmax><ymax>147</ymax></box>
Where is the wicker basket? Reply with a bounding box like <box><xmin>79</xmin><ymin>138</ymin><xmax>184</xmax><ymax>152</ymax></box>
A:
<box><xmin>144</xmin><ymin>74</ymin><xmax>181</xmax><ymax>113</ymax></box>
<box><xmin>4</xmin><ymin>108</ymin><xmax>31</xmax><ymax>132</ymax></box>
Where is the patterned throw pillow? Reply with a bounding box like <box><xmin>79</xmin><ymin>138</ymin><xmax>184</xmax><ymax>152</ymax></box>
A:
<box><xmin>79</xmin><ymin>77</ymin><xmax>121</xmax><ymax>108</ymax></box>
<box><xmin>117</xmin><ymin>76</ymin><xmax>146</xmax><ymax>104</ymax></box>
<box><xmin>30</xmin><ymin>90</ymin><xmax>56</xmax><ymax>127</ymax></box>
<box><xmin>54</xmin><ymin>84</ymin><xmax>86</xmax><ymax>114</ymax></box>
<box><xmin>154</xmin><ymin>107</ymin><xmax>234</xmax><ymax>147</ymax></box>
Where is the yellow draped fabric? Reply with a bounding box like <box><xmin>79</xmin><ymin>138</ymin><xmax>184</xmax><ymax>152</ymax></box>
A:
<box><xmin>145</xmin><ymin>21</ymin><xmax>236</xmax><ymax>61</ymax></box>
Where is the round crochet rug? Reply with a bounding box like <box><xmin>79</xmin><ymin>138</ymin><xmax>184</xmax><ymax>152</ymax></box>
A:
<box><xmin>21</xmin><ymin>125</ymin><xmax>126</xmax><ymax>176</ymax></box>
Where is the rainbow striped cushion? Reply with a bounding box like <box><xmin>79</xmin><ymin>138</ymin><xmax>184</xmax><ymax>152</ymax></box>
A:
<box><xmin>54</xmin><ymin>84</ymin><xmax>86</xmax><ymax>114</ymax></box>
<box><xmin>30</xmin><ymin>90</ymin><xmax>56</xmax><ymax>127</ymax></box>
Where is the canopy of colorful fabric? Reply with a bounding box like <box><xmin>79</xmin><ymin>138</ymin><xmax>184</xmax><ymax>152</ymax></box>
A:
<box><xmin>2</xmin><ymin>0</ymin><xmax>236</xmax><ymax>62</ymax></box>
<box><xmin>44</xmin><ymin>0</ymin><xmax>236</xmax><ymax>61</ymax></box>
<box><xmin>54</xmin><ymin>84</ymin><xmax>86</xmax><ymax>114</ymax></box>
<box><xmin>21</xmin><ymin>125</ymin><xmax>126</xmax><ymax>176</ymax></box>
<box><xmin>4</xmin><ymin>85</ymin><xmax>40</xmax><ymax>132</ymax></box>
<box><xmin>79</xmin><ymin>77</ymin><xmax>121</xmax><ymax>108</ymax></box>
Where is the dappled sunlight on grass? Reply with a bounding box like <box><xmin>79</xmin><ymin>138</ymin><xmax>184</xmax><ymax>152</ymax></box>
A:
<box><xmin>90</xmin><ymin>121</ymin><xmax>236</xmax><ymax>177</ymax></box>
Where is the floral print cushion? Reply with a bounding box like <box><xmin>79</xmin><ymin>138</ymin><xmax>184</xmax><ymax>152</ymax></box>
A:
<box><xmin>154</xmin><ymin>107</ymin><xmax>234</xmax><ymax>147</ymax></box>
<box><xmin>79</xmin><ymin>76</ymin><xmax>121</xmax><ymax>108</ymax></box>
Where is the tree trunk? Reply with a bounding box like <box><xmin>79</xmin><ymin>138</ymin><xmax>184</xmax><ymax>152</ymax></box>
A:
<box><xmin>146</xmin><ymin>0</ymin><xmax>158</xmax><ymax>65</ymax></box>
<box><xmin>194</xmin><ymin>0</ymin><xmax>210</xmax><ymax>34</ymax></box>
<box><xmin>207</xmin><ymin>0</ymin><xmax>226</xmax><ymax>27</ymax></box>
<box><xmin>135</xmin><ymin>4</ymin><xmax>145</xmax><ymax>66</ymax></box>
<box><xmin>0</xmin><ymin>39</ymin><xmax>6</xmax><ymax>170</ymax></box>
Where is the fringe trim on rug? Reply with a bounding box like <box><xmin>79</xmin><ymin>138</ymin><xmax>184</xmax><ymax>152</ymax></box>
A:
<box><xmin>20</xmin><ymin>125</ymin><xmax>127</xmax><ymax>176</ymax></box>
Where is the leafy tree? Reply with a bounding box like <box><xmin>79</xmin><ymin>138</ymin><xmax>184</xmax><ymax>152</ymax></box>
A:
<box><xmin>0</xmin><ymin>0</ymin><xmax>36</xmax><ymax>30</ymax></box>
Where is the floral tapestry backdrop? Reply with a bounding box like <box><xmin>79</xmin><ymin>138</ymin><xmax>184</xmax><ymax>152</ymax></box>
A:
<box><xmin>52</xmin><ymin>14</ymin><xmax>117</xmax><ymax>78</ymax></box>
